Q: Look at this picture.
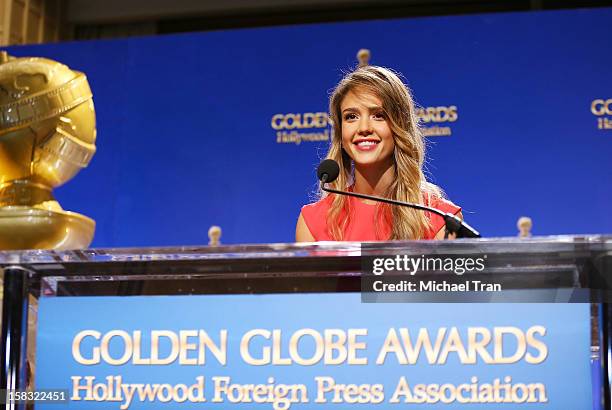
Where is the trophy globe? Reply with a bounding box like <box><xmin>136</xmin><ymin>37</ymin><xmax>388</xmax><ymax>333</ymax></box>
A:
<box><xmin>0</xmin><ymin>51</ymin><xmax>97</xmax><ymax>250</ymax></box>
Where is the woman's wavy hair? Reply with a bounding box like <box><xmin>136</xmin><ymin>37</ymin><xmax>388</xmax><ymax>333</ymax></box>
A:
<box><xmin>324</xmin><ymin>65</ymin><xmax>440</xmax><ymax>240</ymax></box>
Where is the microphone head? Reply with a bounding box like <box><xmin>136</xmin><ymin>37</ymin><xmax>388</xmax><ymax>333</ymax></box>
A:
<box><xmin>317</xmin><ymin>159</ymin><xmax>340</xmax><ymax>183</ymax></box>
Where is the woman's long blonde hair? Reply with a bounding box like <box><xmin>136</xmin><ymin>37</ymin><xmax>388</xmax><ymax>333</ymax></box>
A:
<box><xmin>324</xmin><ymin>66</ymin><xmax>440</xmax><ymax>240</ymax></box>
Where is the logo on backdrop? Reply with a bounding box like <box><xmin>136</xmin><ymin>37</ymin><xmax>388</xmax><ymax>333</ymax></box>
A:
<box><xmin>416</xmin><ymin>105</ymin><xmax>458</xmax><ymax>137</ymax></box>
<box><xmin>271</xmin><ymin>106</ymin><xmax>458</xmax><ymax>143</ymax></box>
<box><xmin>272</xmin><ymin>112</ymin><xmax>331</xmax><ymax>145</ymax></box>
<box><xmin>591</xmin><ymin>99</ymin><xmax>612</xmax><ymax>130</ymax></box>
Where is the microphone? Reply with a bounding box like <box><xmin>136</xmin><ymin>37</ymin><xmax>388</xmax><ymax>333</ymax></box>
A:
<box><xmin>316</xmin><ymin>159</ymin><xmax>480</xmax><ymax>238</ymax></box>
<box><xmin>317</xmin><ymin>159</ymin><xmax>340</xmax><ymax>184</ymax></box>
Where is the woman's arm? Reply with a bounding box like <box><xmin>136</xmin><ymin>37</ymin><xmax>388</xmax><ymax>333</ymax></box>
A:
<box><xmin>295</xmin><ymin>211</ymin><xmax>315</xmax><ymax>242</ymax></box>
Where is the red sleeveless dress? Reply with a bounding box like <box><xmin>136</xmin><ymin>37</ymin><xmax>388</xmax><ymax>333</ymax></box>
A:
<box><xmin>301</xmin><ymin>194</ymin><xmax>461</xmax><ymax>241</ymax></box>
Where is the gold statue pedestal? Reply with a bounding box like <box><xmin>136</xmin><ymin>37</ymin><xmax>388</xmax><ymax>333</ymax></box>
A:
<box><xmin>0</xmin><ymin>207</ymin><xmax>94</xmax><ymax>250</ymax></box>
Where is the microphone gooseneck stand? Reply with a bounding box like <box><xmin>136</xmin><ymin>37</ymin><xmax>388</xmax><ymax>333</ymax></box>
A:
<box><xmin>319</xmin><ymin>175</ymin><xmax>480</xmax><ymax>239</ymax></box>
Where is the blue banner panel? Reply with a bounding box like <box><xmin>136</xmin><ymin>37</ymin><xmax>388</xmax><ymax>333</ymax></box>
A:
<box><xmin>7</xmin><ymin>8</ymin><xmax>612</xmax><ymax>245</ymax></box>
<box><xmin>35</xmin><ymin>294</ymin><xmax>592</xmax><ymax>409</ymax></box>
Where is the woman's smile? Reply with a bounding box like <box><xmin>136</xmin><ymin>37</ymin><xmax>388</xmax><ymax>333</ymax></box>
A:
<box><xmin>353</xmin><ymin>138</ymin><xmax>380</xmax><ymax>151</ymax></box>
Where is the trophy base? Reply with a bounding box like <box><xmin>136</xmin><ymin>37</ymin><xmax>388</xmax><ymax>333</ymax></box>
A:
<box><xmin>0</xmin><ymin>206</ymin><xmax>95</xmax><ymax>250</ymax></box>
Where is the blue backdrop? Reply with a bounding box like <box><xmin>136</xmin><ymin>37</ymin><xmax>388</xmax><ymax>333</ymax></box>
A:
<box><xmin>7</xmin><ymin>8</ymin><xmax>612</xmax><ymax>246</ymax></box>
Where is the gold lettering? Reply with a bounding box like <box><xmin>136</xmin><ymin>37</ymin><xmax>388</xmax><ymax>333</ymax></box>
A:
<box><xmin>390</xmin><ymin>376</ymin><xmax>413</xmax><ymax>403</ymax></box>
<box><xmin>100</xmin><ymin>330</ymin><xmax>132</xmax><ymax>365</ymax></box>
<box><xmin>71</xmin><ymin>376</ymin><xmax>95</xmax><ymax>400</ymax></box>
<box><xmin>493</xmin><ymin>327</ymin><xmax>526</xmax><ymax>364</ymax></box>
<box><xmin>456</xmin><ymin>383</ymin><xmax>470</xmax><ymax>403</ymax></box>
<box><xmin>289</xmin><ymin>328</ymin><xmax>324</xmax><ymax>365</ymax></box>
<box><xmin>179</xmin><ymin>330</ymin><xmax>198</xmax><ymax>365</ymax></box>
<box><xmin>324</xmin><ymin>329</ymin><xmax>347</xmax><ymax>365</ymax></box>
<box><xmin>467</xmin><ymin>327</ymin><xmax>493</xmax><ymax>364</ymax></box>
<box><xmin>272</xmin><ymin>329</ymin><xmax>291</xmax><ymax>365</ymax></box>
<box><xmin>314</xmin><ymin>376</ymin><xmax>334</xmax><ymax>403</ymax></box>
<box><xmin>401</xmin><ymin>328</ymin><xmax>445</xmax><ymax>364</ymax></box>
<box><xmin>172</xmin><ymin>384</ymin><xmax>188</xmax><ymax>403</ymax></box>
<box><xmin>376</xmin><ymin>328</ymin><xmax>406</xmax><ymax>364</ymax></box>
<box><xmin>241</xmin><ymin>329</ymin><xmax>271</xmax><ymax>365</ymax></box>
<box><xmin>151</xmin><ymin>330</ymin><xmax>179</xmax><ymax>365</ymax></box>
<box><xmin>157</xmin><ymin>384</ymin><xmax>174</xmax><ymax>403</ymax></box>
<box><xmin>525</xmin><ymin>326</ymin><xmax>547</xmax><ymax>364</ymax></box>
<box><xmin>93</xmin><ymin>380</ymin><xmax>108</xmax><ymax>401</ymax></box>
<box><xmin>72</xmin><ymin>330</ymin><xmax>101</xmax><ymax>365</ymax></box>
<box><xmin>447</xmin><ymin>105</ymin><xmax>458</xmax><ymax>122</ymax></box>
<box><xmin>271</xmin><ymin>114</ymin><xmax>284</xmax><ymax>130</ymax></box>
<box><xmin>437</xmin><ymin>327</ymin><xmax>469</xmax><ymax>364</ymax></box>
<box><xmin>591</xmin><ymin>99</ymin><xmax>611</xmax><ymax>116</ymax></box>
<box><xmin>347</xmin><ymin>329</ymin><xmax>368</xmax><ymax>365</ymax></box>
<box><xmin>198</xmin><ymin>329</ymin><xmax>227</xmax><ymax>365</ymax></box>
<box><xmin>285</xmin><ymin>113</ymin><xmax>300</xmax><ymax>129</ymax></box>
<box><xmin>271</xmin><ymin>112</ymin><xmax>331</xmax><ymax>130</ymax></box>
<box><xmin>132</xmin><ymin>331</ymin><xmax>150</xmax><ymax>365</ymax></box>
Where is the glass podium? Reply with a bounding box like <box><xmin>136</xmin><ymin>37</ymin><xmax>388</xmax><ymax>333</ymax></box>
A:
<box><xmin>0</xmin><ymin>235</ymin><xmax>610</xmax><ymax>409</ymax></box>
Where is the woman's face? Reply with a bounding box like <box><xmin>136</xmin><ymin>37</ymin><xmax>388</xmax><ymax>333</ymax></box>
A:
<box><xmin>340</xmin><ymin>87</ymin><xmax>394</xmax><ymax>170</ymax></box>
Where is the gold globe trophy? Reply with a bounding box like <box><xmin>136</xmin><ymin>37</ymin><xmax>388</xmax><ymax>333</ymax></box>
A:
<box><xmin>0</xmin><ymin>51</ymin><xmax>97</xmax><ymax>250</ymax></box>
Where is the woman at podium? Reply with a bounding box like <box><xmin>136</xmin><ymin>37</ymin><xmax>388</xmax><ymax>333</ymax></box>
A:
<box><xmin>296</xmin><ymin>66</ymin><xmax>461</xmax><ymax>242</ymax></box>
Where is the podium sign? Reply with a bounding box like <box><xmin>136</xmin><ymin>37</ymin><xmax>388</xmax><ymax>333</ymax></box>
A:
<box><xmin>36</xmin><ymin>294</ymin><xmax>591</xmax><ymax>409</ymax></box>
